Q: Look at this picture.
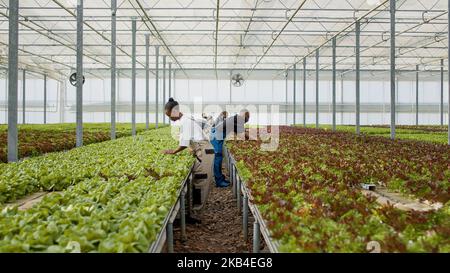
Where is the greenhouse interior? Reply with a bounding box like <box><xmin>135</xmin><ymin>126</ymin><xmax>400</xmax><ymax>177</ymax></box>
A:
<box><xmin>0</xmin><ymin>0</ymin><xmax>449</xmax><ymax>256</ymax></box>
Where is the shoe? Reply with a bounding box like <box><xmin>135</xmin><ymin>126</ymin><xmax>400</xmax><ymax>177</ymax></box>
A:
<box><xmin>216</xmin><ymin>181</ymin><xmax>230</xmax><ymax>188</ymax></box>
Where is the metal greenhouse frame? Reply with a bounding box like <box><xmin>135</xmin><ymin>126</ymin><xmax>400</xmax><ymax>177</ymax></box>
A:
<box><xmin>1</xmin><ymin>0</ymin><xmax>449</xmax><ymax>162</ymax></box>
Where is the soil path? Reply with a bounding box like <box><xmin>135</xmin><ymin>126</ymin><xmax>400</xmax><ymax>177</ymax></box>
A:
<box><xmin>173</xmin><ymin>183</ymin><xmax>254</xmax><ymax>253</ymax></box>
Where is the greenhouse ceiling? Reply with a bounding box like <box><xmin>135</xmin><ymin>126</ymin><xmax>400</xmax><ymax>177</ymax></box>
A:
<box><xmin>0</xmin><ymin>0</ymin><xmax>448</xmax><ymax>80</ymax></box>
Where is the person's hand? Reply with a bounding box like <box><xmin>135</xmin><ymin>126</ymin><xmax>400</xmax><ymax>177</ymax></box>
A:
<box><xmin>163</xmin><ymin>149</ymin><xmax>175</xmax><ymax>155</ymax></box>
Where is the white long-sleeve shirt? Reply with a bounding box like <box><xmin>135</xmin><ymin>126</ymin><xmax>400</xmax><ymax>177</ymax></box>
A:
<box><xmin>178</xmin><ymin>114</ymin><xmax>206</xmax><ymax>147</ymax></box>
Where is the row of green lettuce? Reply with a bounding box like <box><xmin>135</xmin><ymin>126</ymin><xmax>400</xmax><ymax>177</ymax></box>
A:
<box><xmin>0</xmin><ymin>127</ymin><xmax>194</xmax><ymax>252</ymax></box>
<box><xmin>296</xmin><ymin>125</ymin><xmax>448</xmax><ymax>144</ymax></box>
<box><xmin>0</xmin><ymin>123</ymin><xmax>165</xmax><ymax>163</ymax></box>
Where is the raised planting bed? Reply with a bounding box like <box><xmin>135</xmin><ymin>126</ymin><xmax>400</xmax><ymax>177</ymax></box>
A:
<box><xmin>298</xmin><ymin>124</ymin><xmax>449</xmax><ymax>144</ymax></box>
<box><xmin>227</xmin><ymin>126</ymin><xmax>450</xmax><ymax>253</ymax></box>
<box><xmin>0</xmin><ymin>123</ymin><xmax>162</xmax><ymax>163</ymax></box>
<box><xmin>0</xmin><ymin>127</ymin><xmax>194</xmax><ymax>252</ymax></box>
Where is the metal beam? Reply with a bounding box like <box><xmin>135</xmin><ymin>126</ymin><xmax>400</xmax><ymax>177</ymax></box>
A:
<box><xmin>76</xmin><ymin>0</ymin><xmax>83</xmax><ymax>147</ymax></box>
<box><xmin>169</xmin><ymin>62</ymin><xmax>172</xmax><ymax>99</ymax></box>
<box><xmin>287</xmin><ymin>0</ymin><xmax>390</xmax><ymax>71</ymax></box>
<box><xmin>316</xmin><ymin>49</ymin><xmax>319</xmax><ymax>129</ymax></box>
<box><xmin>111</xmin><ymin>0</ymin><xmax>117</xmax><ymax>139</ymax></box>
<box><xmin>303</xmin><ymin>58</ymin><xmax>306</xmax><ymax>128</ymax></box>
<box><xmin>133</xmin><ymin>0</ymin><xmax>187</xmax><ymax>77</ymax></box>
<box><xmin>332</xmin><ymin>37</ymin><xmax>337</xmax><ymax>131</ymax></box>
<box><xmin>51</xmin><ymin>0</ymin><xmax>149</xmax><ymax>72</ymax></box>
<box><xmin>44</xmin><ymin>74</ymin><xmax>47</xmax><ymax>124</ymax></box>
<box><xmin>22</xmin><ymin>69</ymin><xmax>25</xmax><ymax>124</ymax></box>
<box><xmin>293</xmin><ymin>64</ymin><xmax>296</xmax><ymax>125</ymax></box>
<box><xmin>416</xmin><ymin>65</ymin><xmax>419</xmax><ymax>126</ymax></box>
<box><xmin>132</xmin><ymin>18</ymin><xmax>137</xmax><ymax>136</ymax></box>
<box><xmin>163</xmin><ymin>55</ymin><xmax>167</xmax><ymax>125</ymax></box>
<box><xmin>355</xmin><ymin>21</ymin><xmax>361</xmax><ymax>135</ymax></box>
<box><xmin>390</xmin><ymin>0</ymin><xmax>396</xmax><ymax>140</ymax></box>
<box><xmin>8</xmin><ymin>0</ymin><xmax>19</xmax><ymax>162</ymax></box>
<box><xmin>440</xmin><ymin>58</ymin><xmax>444</xmax><ymax>126</ymax></box>
<box><xmin>214</xmin><ymin>0</ymin><xmax>220</xmax><ymax>72</ymax></box>
<box><xmin>285</xmin><ymin>70</ymin><xmax>288</xmax><ymax>125</ymax></box>
<box><xmin>247</xmin><ymin>0</ymin><xmax>307</xmax><ymax>76</ymax></box>
<box><xmin>155</xmin><ymin>46</ymin><xmax>160</xmax><ymax>128</ymax></box>
<box><xmin>173</xmin><ymin>69</ymin><xmax>176</xmax><ymax>99</ymax></box>
<box><xmin>145</xmin><ymin>34</ymin><xmax>150</xmax><ymax>130</ymax></box>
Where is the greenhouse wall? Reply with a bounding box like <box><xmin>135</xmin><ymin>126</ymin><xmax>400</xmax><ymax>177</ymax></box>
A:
<box><xmin>0</xmin><ymin>70</ymin><xmax>448</xmax><ymax>126</ymax></box>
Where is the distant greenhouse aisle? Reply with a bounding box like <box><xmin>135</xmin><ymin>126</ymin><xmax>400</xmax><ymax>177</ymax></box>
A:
<box><xmin>297</xmin><ymin>125</ymin><xmax>449</xmax><ymax>145</ymax></box>
<box><xmin>0</xmin><ymin>123</ymin><xmax>164</xmax><ymax>163</ymax></box>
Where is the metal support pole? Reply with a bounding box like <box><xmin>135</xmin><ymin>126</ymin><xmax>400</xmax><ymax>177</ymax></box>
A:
<box><xmin>253</xmin><ymin>221</ymin><xmax>260</xmax><ymax>253</ymax></box>
<box><xmin>232</xmin><ymin>165</ymin><xmax>236</xmax><ymax>198</ymax></box>
<box><xmin>293</xmin><ymin>64</ymin><xmax>296</xmax><ymax>125</ymax></box>
<box><xmin>131</xmin><ymin>18</ymin><xmax>136</xmax><ymax>136</ymax></box>
<box><xmin>416</xmin><ymin>65</ymin><xmax>419</xmax><ymax>126</ymax></box>
<box><xmin>341</xmin><ymin>75</ymin><xmax>344</xmax><ymax>124</ymax></box>
<box><xmin>145</xmin><ymin>34</ymin><xmax>150</xmax><ymax>130</ymax></box>
<box><xmin>285</xmin><ymin>70</ymin><xmax>288</xmax><ymax>125</ymax></box>
<box><xmin>76</xmin><ymin>0</ymin><xmax>83</xmax><ymax>147</ymax></box>
<box><xmin>44</xmin><ymin>74</ymin><xmax>47</xmax><ymax>124</ymax></box>
<box><xmin>229</xmin><ymin>70</ymin><xmax>232</xmax><ymax>104</ymax></box>
<box><xmin>22</xmin><ymin>69</ymin><xmax>25</xmax><ymax>124</ymax></box>
<box><xmin>163</xmin><ymin>55</ymin><xmax>167</xmax><ymax>125</ymax></box>
<box><xmin>448</xmin><ymin>0</ymin><xmax>450</xmax><ymax>145</ymax></box>
<box><xmin>166</xmin><ymin>222</ymin><xmax>174</xmax><ymax>253</ymax></box>
<box><xmin>315</xmin><ymin>49</ymin><xmax>319</xmax><ymax>129</ymax></box>
<box><xmin>228</xmin><ymin>154</ymin><xmax>232</xmax><ymax>185</ymax></box>
<box><xmin>155</xmin><ymin>46</ymin><xmax>160</xmax><ymax>128</ymax></box>
<box><xmin>303</xmin><ymin>58</ymin><xmax>306</xmax><ymax>127</ymax></box>
<box><xmin>169</xmin><ymin>63</ymin><xmax>172</xmax><ymax>99</ymax></box>
<box><xmin>111</xmin><ymin>0</ymin><xmax>116</xmax><ymax>139</ymax></box>
<box><xmin>332</xmin><ymin>37</ymin><xmax>337</xmax><ymax>131</ymax></box>
<box><xmin>173</xmin><ymin>69</ymin><xmax>177</xmax><ymax>99</ymax></box>
<box><xmin>236</xmin><ymin>177</ymin><xmax>241</xmax><ymax>214</ymax></box>
<box><xmin>355</xmin><ymin>21</ymin><xmax>361</xmax><ymax>135</ymax></box>
<box><xmin>180</xmin><ymin>192</ymin><xmax>186</xmax><ymax>241</ymax></box>
<box><xmin>243</xmin><ymin>194</ymin><xmax>248</xmax><ymax>241</ymax></box>
<box><xmin>186</xmin><ymin>175</ymin><xmax>192</xmax><ymax>217</ymax></box>
<box><xmin>8</xmin><ymin>0</ymin><xmax>19</xmax><ymax>162</ymax></box>
<box><xmin>440</xmin><ymin>59</ymin><xmax>444</xmax><ymax>126</ymax></box>
<box><xmin>390</xmin><ymin>0</ymin><xmax>396</xmax><ymax>140</ymax></box>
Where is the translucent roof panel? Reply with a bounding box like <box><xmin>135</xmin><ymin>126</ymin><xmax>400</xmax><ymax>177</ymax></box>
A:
<box><xmin>0</xmin><ymin>0</ymin><xmax>447</xmax><ymax>80</ymax></box>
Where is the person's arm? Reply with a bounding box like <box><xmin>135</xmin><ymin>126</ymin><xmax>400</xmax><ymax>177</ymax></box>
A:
<box><xmin>163</xmin><ymin>146</ymin><xmax>187</xmax><ymax>155</ymax></box>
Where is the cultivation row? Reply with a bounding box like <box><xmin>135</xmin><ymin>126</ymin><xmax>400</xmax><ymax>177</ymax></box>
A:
<box><xmin>229</xmin><ymin>127</ymin><xmax>449</xmax><ymax>252</ymax></box>
<box><xmin>0</xmin><ymin>123</ymin><xmax>159</xmax><ymax>163</ymax></box>
<box><xmin>299</xmin><ymin>125</ymin><xmax>449</xmax><ymax>144</ymax></box>
<box><xmin>371</xmin><ymin>125</ymin><xmax>448</xmax><ymax>133</ymax></box>
<box><xmin>0</xmin><ymin>127</ymin><xmax>194</xmax><ymax>252</ymax></box>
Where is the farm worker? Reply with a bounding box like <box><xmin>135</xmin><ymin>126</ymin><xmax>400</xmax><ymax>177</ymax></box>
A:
<box><xmin>210</xmin><ymin>109</ymin><xmax>250</xmax><ymax>187</ymax></box>
<box><xmin>162</xmin><ymin>98</ymin><xmax>206</xmax><ymax>162</ymax></box>
<box><xmin>213</xmin><ymin>111</ymin><xmax>228</xmax><ymax>127</ymax></box>
<box><xmin>163</xmin><ymin>98</ymin><xmax>213</xmax><ymax>215</ymax></box>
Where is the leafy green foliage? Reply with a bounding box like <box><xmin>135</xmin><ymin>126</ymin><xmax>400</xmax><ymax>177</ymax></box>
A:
<box><xmin>0</xmin><ymin>127</ymin><xmax>194</xmax><ymax>252</ymax></box>
<box><xmin>297</xmin><ymin>124</ymin><xmax>449</xmax><ymax>144</ymax></box>
<box><xmin>229</xmin><ymin>127</ymin><xmax>450</xmax><ymax>253</ymax></box>
<box><xmin>0</xmin><ymin>123</ymin><xmax>164</xmax><ymax>162</ymax></box>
